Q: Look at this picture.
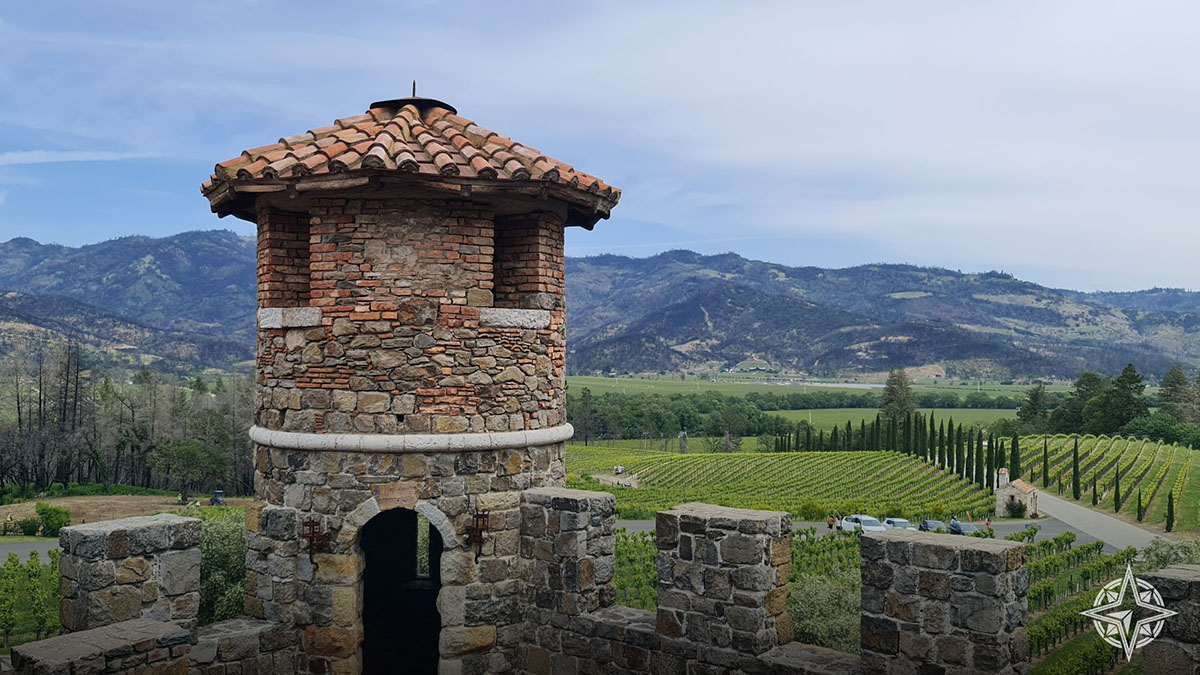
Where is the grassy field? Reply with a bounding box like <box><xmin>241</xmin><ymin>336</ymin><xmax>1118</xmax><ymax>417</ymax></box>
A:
<box><xmin>770</xmin><ymin>407</ymin><xmax>1014</xmax><ymax>431</ymax></box>
<box><xmin>1020</xmin><ymin>434</ymin><xmax>1200</xmax><ymax>533</ymax></box>
<box><xmin>566</xmin><ymin>444</ymin><xmax>993</xmax><ymax>521</ymax></box>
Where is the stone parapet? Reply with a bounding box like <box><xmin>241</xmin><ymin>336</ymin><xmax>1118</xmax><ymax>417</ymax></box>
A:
<box><xmin>58</xmin><ymin>514</ymin><xmax>202</xmax><ymax>633</ymax></box>
<box><xmin>655</xmin><ymin>502</ymin><xmax>794</xmax><ymax>656</ymax></box>
<box><xmin>188</xmin><ymin>618</ymin><xmax>301</xmax><ymax>675</ymax></box>
<box><xmin>520</xmin><ymin>487</ymin><xmax>617</xmax><ymax>617</ymax></box>
<box><xmin>859</xmin><ymin>530</ymin><xmax>1029</xmax><ymax>675</ymax></box>
<box><xmin>11</xmin><ymin>617</ymin><xmax>190</xmax><ymax>675</ymax></box>
<box><xmin>1141</xmin><ymin>564</ymin><xmax>1200</xmax><ymax>673</ymax></box>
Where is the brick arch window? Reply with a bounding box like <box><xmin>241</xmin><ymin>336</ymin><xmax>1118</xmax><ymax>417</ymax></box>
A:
<box><xmin>492</xmin><ymin>212</ymin><xmax>564</xmax><ymax>310</ymax></box>
<box><xmin>256</xmin><ymin>208</ymin><xmax>311</xmax><ymax>308</ymax></box>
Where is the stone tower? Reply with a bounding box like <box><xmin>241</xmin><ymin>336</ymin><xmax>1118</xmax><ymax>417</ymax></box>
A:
<box><xmin>202</xmin><ymin>96</ymin><xmax>619</xmax><ymax>674</ymax></box>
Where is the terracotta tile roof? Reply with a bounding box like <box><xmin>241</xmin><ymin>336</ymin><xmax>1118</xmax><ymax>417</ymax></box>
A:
<box><xmin>1009</xmin><ymin>479</ymin><xmax>1036</xmax><ymax>493</ymax></box>
<box><xmin>202</xmin><ymin>97</ymin><xmax>619</xmax><ymax>226</ymax></box>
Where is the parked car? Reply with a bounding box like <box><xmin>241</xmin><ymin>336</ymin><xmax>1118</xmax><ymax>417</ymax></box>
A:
<box><xmin>883</xmin><ymin>517</ymin><xmax>917</xmax><ymax>531</ymax></box>
<box><xmin>918</xmin><ymin>519</ymin><xmax>947</xmax><ymax>532</ymax></box>
<box><xmin>840</xmin><ymin>514</ymin><xmax>887</xmax><ymax>533</ymax></box>
<box><xmin>950</xmin><ymin>521</ymin><xmax>980</xmax><ymax>536</ymax></box>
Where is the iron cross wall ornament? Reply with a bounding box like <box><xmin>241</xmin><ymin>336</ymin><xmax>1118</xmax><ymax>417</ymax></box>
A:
<box><xmin>301</xmin><ymin>517</ymin><xmax>331</xmax><ymax>559</ymax></box>
<box><xmin>466</xmin><ymin>509</ymin><xmax>490</xmax><ymax>562</ymax></box>
<box><xmin>1080</xmin><ymin>563</ymin><xmax>1178</xmax><ymax>661</ymax></box>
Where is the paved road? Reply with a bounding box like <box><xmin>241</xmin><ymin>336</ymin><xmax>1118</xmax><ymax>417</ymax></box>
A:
<box><xmin>0</xmin><ymin>538</ymin><xmax>59</xmax><ymax>561</ymax></box>
<box><xmin>1034</xmin><ymin>492</ymin><xmax>1160</xmax><ymax>551</ymax></box>
<box><xmin>615</xmin><ymin>515</ymin><xmax>1118</xmax><ymax>550</ymax></box>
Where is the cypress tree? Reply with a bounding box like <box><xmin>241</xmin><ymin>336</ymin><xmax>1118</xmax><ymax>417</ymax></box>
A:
<box><xmin>805</xmin><ymin>425</ymin><xmax>812</xmax><ymax>451</ymax></box>
<box><xmin>975</xmin><ymin>433</ymin><xmax>985</xmax><ymax>487</ymax></box>
<box><xmin>818</xmin><ymin>430</ymin><xmax>826</xmax><ymax>452</ymax></box>
<box><xmin>1167</xmin><ymin>491</ymin><xmax>1175</xmax><ymax>532</ymax></box>
<box><xmin>859</xmin><ymin>420</ymin><xmax>866</xmax><ymax>452</ymax></box>
<box><xmin>956</xmin><ymin>427</ymin><xmax>964</xmax><ymax>477</ymax></box>
<box><xmin>831</xmin><ymin>426</ymin><xmax>840</xmax><ymax>453</ymax></box>
<box><xmin>1071</xmin><ymin>438</ymin><xmax>1081</xmax><ymax>500</ymax></box>
<box><xmin>888</xmin><ymin>417</ymin><xmax>897</xmax><ymax>450</ymax></box>
<box><xmin>1137</xmin><ymin>488</ymin><xmax>1144</xmax><ymax>522</ymax></box>
<box><xmin>966</xmin><ymin>431</ymin><xmax>975</xmax><ymax>483</ymax></box>
<box><xmin>903</xmin><ymin>413</ymin><xmax>912</xmax><ymax>454</ymax></box>
<box><xmin>1042</xmin><ymin>439</ymin><xmax>1049</xmax><ymax>489</ymax></box>
<box><xmin>845</xmin><ymin>421</ymin><xmax>853</xmax><ymax>451</ymax></box>
<box><xmin>928</xmin><ymin>413</ymin><xmax>937</xmax><ymax>464</ymax></box>
<box><xmin>1057</xmin><ymin>471</ymin><xmax>1062</xmax><ymax>494</ymax></box>
<box><xmin>1091</xmin><ymin>477</ymin><xmax>1098</xmax><ymax>506</ymax></box>
<box><xmin>1010</xmin><ymin>434</ymin><xmax>1021</xmax><ymax>480</ymax></box>
<box><xmin>1114</xmin><ymin>468</ymin><xmax>1121</xmax><ymax>512</ymax></box>
<box><xmin>938</xmin><ymin>422</ymin><xmax>946</xmax><ymax>468</ymax></box>
<box><xmin>986</xmin><ymin>438</ymin><xmax>994</xmax><ymax>490</ymax></box>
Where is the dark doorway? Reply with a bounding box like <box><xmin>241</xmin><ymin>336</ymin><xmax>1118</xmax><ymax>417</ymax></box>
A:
<box><xmin>361</xmin><ymin>509</ymin><xmax>443</xmax><ymax>674</ymax></box>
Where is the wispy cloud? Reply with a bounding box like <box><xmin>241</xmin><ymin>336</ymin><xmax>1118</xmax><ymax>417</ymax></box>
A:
<box><xmin>0</xmin><ymin>150</ymin><xmax>154</xmax><ymax>167</ymax></box>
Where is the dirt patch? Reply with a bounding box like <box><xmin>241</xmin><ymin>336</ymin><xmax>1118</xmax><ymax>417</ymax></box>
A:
<box><xmin>0</xmin><ymin>495</ymin><xmax>255</xmax><ymax>528</ymax></box>
<box><xmin>594</xmin><ymin>474</ymin><xmax>639</xmax><ymax>488</ymax></box>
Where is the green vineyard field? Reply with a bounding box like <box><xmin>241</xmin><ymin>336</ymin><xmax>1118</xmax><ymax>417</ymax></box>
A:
<box><xmin>566</xmin><ymin>445</ymin><xmax>993</xmax><ymax>521</ymax></box>
<box><xmin>1019</xmin><ymin>434</ymin><xmax>1200</xmax><ymax>532</ymax></box>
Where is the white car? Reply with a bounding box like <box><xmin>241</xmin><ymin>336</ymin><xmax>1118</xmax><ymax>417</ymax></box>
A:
<box><xmin>840</xmin><ymin>514</ymin><xmax>887</xmax><ymax>533</ymax></box>
<box><xmin>883</xmin><ymin>517</ymin><xmax>917</xmax><ymax>531</ymax></box>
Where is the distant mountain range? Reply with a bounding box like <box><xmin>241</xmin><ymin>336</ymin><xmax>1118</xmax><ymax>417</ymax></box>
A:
<box><xmin>1</xmin><ymin>232</ymin><xmax>1198</xmax><ymax>379</ymax></box>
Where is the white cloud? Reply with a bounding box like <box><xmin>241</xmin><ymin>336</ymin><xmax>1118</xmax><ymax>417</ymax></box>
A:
<box><xmin>2</xmin><ymin>1</ymin><xmax>1200</xmax><ymax>289</ymax></box>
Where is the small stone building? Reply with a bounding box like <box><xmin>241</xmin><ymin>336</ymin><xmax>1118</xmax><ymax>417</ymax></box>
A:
<box><xmin>995</xmin><ymin>469</ymin><xmax>1037</xmax><ymax>517</ymax></box>
<box><xmin>200</xmin><ymin>95</ymin><xmax>619</xmax><ymax>674</ymax></box>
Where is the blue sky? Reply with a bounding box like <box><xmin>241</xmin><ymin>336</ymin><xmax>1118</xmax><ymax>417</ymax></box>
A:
<box><xmin>2</xmin><ymin>2</ymin><xmax>1200</xmax><ymax>291</ymax></box>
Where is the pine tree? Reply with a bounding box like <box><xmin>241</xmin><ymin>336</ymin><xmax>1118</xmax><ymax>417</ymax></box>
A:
<box><xmin>880</xmin><ymin>367</ymin><xmax>917</xmax><ymax>421</ymax></box>
<box><xmin>1042</xmin><ymin>439</ymin><xmax>1049</xmax><ymax>489</ymax></box>
<box><xmin>1071</xmin><ymin>437</ymin><xmax>1081</xmax><ymax>500</ymax></box>
<box><xmin>1114</xmin><ymin>468</ymin><xmax>1121</xmax><ymax>512</ymax></box>
<box><xmin>1010</xmin><ymin>434</ymin><xmax>1021</xmax><ymax>480</ymax></box>
<box><xmin>1137</xmin><ymin>488</ymin><xmax>1144</xmax><ymax>522</ymax></box>
<box><xmin>1167</xmin><ymin>490</ymin><xmax>1175</xmax><ymax>532</ymax></box>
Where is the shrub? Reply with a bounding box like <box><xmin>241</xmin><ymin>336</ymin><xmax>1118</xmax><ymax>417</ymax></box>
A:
<box><xmin>188</xmin><ymin>506</ymin><xmax>247</xmax><ymax>626</ymax></box>
<box><xmin>35</xmin><ymin>502</ymin><xmax>71</xmax><ymax>537</ymax></box>
<box><xmin>16</xmin><ymin>518</ymin><xmax>40</xmax><ymax>536</ymax></box>
<box><xmin>1004</xmin><ymin>500</ymin><xmax>1028</xmax><ymax>519</ymax></box>
<box><xmin>787</xmin><ymin>569</ymin><xmax>861</xmax><ymax>654</ymax></box>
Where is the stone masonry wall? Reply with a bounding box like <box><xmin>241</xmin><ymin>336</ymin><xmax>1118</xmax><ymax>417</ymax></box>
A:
<box><xmin>254</xmin><ymin>198</ymin><xmax>567</xmax><ymax>436</ymax></box>
<box><xmin>11</xmin><ymin>618</ymin><xmax>192</xmax><ymax>675</ymax></box>
<box><xmin>519</xmin><ymin>499</ymin><xmax>859</xmax><ymax>675</ymax></box>
<box><xmin>188</xmin><ymin>618</ymin><xmax>302</xmax><ymax>675</ymax></box>
<box><xmin>859</xmin><ymin>530</ymin><xmax>1029</xmax><ymax>675</ymax></box>
<box><xmin>58</xmin><ymin>514</ymin><xmax>202</xmax><ymax>634</ymax></box>
<box><xmin>1141</xmin><ymin>564</ymin><xmax>1200</xmax><ymax>674</ymax></box>
<box><xmin>246</xmin><ymin>440</ymin><xmax>566</xmax><ymax>675</ymax></box>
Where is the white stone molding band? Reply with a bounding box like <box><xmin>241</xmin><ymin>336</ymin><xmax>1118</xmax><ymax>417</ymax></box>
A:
<box><xmin>478</xmin><ymin>307</ymin><xmax>551</xmax><ymax>329</ymax></box>
<box><xmin>249</xmin><ymin>423</ymin><xmax>575</xmax><ymax>453</ymax></box>
<box><xmin>258</xmin><ymin>307</ymin><xmax>323</xmax><ymax>329</ymax></box>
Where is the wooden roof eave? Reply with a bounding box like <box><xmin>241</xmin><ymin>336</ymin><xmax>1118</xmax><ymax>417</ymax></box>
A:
<box><xmin>206</xmin><ymin>171</ymin><xmax>619</xmax><ymax>226</ymax></box>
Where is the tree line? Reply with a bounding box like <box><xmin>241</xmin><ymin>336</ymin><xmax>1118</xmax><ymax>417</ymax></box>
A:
<box><xmin>0</xmin><ymin>340</ymin><xmax>253</xmax><ymax>501</ymax></box>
